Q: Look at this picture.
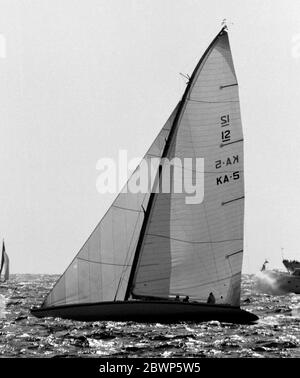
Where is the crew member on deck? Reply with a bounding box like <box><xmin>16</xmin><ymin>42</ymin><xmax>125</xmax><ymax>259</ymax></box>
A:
<box><xmin>261</xmin><ymin>259</ymin><xmax>269</xmax><ymax>271</ymax></box>
<box><xmin>207</xmin><ymin>292</ymin><xmax>216</xmax><ymax>304</ymax></box>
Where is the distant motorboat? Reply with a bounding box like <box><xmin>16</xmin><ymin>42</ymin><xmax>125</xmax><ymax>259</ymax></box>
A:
<box><xmin>282</xmin><ymin>259</ymin><xmax>300</xmax><ymax>274</ymax></box>
<box><xmin>260</xmin><ymin>260</ymin><xmax>300</xmax><ymax>294</ymax></box>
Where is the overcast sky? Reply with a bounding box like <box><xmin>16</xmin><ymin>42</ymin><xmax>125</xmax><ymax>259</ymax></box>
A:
<box><xmin>0</xmin><ymin>0</ymin><xmax>300</xmax><ymax>274</ymax></box>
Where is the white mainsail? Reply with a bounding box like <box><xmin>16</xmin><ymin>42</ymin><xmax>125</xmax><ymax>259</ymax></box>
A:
<box><xmin>42</xmin><ymin>106</ymin><xmax>179</xmax><ymax>308</ymax></box>
<box><xmin>41</xmin><ymin>27</ymin><xmax>244</xmax><ymax>311</ymax></box>
<box><xmin>132</xmin><ymin>30</ymin><xmax>243</xmax><ymax>306</ymax></box>
<box><xmin>0</xmin><ymin>241</ymin><xmax>9</xmax><ymax>282</ymax></box>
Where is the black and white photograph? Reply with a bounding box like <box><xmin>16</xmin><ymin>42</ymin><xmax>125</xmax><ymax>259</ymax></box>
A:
<box><xmin>0</xmin><ymin>0</ymin><xmax>299</xmax><ymax>366</ymax></box>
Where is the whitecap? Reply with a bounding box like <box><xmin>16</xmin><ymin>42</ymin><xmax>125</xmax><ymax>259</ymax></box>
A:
<box><xmin>0</xmin><ymin>294</ymin><xmax>8</xmax><ymax>318</ymax></box>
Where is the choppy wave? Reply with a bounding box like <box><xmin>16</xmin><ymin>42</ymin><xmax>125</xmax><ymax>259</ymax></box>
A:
<box><xmin>0</xmin><ymin>274</ymin><xmax>299</xmax><ymax>358</ymax></box>
<box><xmin>0</xmin><ymin>294</ymin><xmax>8</xmax><ymax>318</ymax></box>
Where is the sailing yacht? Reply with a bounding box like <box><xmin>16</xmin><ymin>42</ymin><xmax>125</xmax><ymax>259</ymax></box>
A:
<box><xmin>0</xmin><ymin>240</ymin><xmax>9</xmax><ymax>282</ymax></box>
<box><xmin>31</xmin><ymin>27</ymin><xmax>258</xmax><ymax>323</ymax></box>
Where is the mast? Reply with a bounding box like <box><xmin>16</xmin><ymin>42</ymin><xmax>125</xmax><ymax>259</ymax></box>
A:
<box><xmin>124</xmin><ymin>26</ymin><xmax>228</xmax><ymax>300</ymax></box>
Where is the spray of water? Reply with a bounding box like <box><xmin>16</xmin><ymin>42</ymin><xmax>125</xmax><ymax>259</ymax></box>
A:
<box><xmin>255</xmin><ymin>271</ymin><xmax>300</xmax><ymax>319</ymax></box>
<box><xmin>255</xmin><ymin>271</ymin><xmax>289</xmax><ymax>295</ymax></box>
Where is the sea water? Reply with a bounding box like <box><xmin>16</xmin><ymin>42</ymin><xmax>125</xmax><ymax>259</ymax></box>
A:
<box><xmin>0</xmin><ymin>274</ymin><xmax>299</xmax><ymax>358</ymax></box>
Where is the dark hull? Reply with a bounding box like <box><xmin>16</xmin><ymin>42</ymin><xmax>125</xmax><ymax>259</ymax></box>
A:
<box><xmin>31</xmin><ymin>300</ymin><xmax>258</xmax><ymax>324</ymax></box>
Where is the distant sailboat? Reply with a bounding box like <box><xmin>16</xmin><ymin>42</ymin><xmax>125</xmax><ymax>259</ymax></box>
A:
<box><xmin>31</xmin><ymin>27</ymin><xmax>258</xmax><ymax>323</ymax></box>
<box><xmin>0</xmin><ymin>240</ymin><xmax>9</xmax><ymax>282</ymax></box>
